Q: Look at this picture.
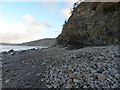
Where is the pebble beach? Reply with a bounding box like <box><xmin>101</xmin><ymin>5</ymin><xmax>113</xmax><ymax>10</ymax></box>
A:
<box><xmin>1</xmin><ymin>45</ymin><xmax>120</xmax><ymax>88</ymax></box>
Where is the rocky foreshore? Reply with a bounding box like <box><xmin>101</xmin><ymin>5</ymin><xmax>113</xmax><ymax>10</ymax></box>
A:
<box><xmin>1</xmin><ymin>45</ymin><xmax>120</xmax><ymax>88</ymax></box>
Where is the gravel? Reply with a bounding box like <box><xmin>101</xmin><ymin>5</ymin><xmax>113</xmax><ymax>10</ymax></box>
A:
<box><xmin>1</xmin><ymin>45</ymin><xmax>120</xmax><ymax>88</ymax></box>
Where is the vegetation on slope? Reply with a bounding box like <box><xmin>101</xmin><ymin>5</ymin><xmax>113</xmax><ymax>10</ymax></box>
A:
<box><xmin>57</xmin><ymin>2</ymin><xmax>120</xmax><ymax>48</ymax></box>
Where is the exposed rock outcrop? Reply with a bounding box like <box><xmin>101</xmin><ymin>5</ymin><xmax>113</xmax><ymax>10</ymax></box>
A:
<box><xmin>57</xmin><ymin>2</ymin><xmax>120</xmax><ymax>48</ymax></box>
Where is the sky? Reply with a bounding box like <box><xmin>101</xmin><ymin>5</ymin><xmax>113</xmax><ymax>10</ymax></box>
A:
<box><xmin>0</xmin><ymin>0</ymin><xmax>80</xmax><ymax>44</ymax></box>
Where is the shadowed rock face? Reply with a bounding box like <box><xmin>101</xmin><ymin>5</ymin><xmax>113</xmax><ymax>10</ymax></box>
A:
<box><xmin>57</xmin><ymin>2</ymin><xmax>120</xmax><ymax>48</ymax></box>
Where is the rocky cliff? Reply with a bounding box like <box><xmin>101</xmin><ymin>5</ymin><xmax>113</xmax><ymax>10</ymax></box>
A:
<box><xmin>57</xmin><ymin>2</ymin><xmax>120</xmax><ymax>48</ymax></box>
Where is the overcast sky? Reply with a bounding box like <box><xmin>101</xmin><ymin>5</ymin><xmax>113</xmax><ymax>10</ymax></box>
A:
<box><xmin>0</xmin><ymin>1</ymin><xmax>80</xmax><ymax>44</ymax></box>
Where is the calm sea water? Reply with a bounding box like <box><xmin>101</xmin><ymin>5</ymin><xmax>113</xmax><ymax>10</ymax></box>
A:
<box><xmin>0</xmin><ymin>45</ymin><xmax>47</xmax><ymax>52</ymax></box>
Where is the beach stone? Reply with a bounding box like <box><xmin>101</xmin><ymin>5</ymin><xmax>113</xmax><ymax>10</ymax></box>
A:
<box><xmin>108</xmin><ymin>75</ymin><xmax>114</xmax><ymax>80</ymax></box>
<box><xmin>83</xmin><ymin>85</ymin><xmax>87</xmax><ymax>88</ymax></box>
<box><xmin>115</xmin><ymin>74</ymin><xmax>120</xmax><ymax>79</ymax></box>
<box><xmin>98</xmin><ymin>56</ymin><xmax>104</xmax><ymax>60</ymax></box>
<box><xmin>69</xmin><ymin>74</ymin><xmax>75</xmax><ymax>79</ymax></box>
<box><xmin>84</xmin><ymin>74</ymin><xmax>92</xmax><ymax>78</ymax></box>
<box><xmin>96</xmin><ymin>68</ymin><xmax>104</xmax><ymax>73</ymax></box>
<box><xmin>90</xmin><ymin>70</ymin><xmax>96</xmax><ymax>73</ymax></box>
<box><xmin>73</xmin><ymin>79</ymin><xmax>79</xmax><ymax>83</ymax></box>
<box><xmin>97</xmin><ymin>63</ymin><xmax>103</xmax><ymax>68</ymax></box>
<box><xmin>37</xmin><ymin>73</ymin><xmax>40</xmax><ymax>76</ymax></box>
<box><xmin>90</xmin><ymin>83</ymin><xmax>95</xmax><ymax>88</ymax></box>
<box><xmin>64</xmin><ymin>65</ymin><xmax>67</xmax><ymax>68</ymax></box>
<box><xmin>53</xmin><ymin>84</ymin><xmax>57</xmax><ymax>88</ymax></box>
<box><xmin>66</xmin><ymin>80</ymin><xmax>72</xmax><ymax>84</ymax></box>
<box><xmin>48</xmin><ymin>85</ymin><xmax>53</xmax><ymax>88</ymax></box>
<box><xmin>76</xmin><ymin>74</ymin><xmax>81</xmax><ymax>79</ymax></box>
<box><xmin>82</xmin><ymin>53</ymin><xmax>85</xmax><ymax>56</ymax></box>
<box><xmin>102</xmin><ymin>70</ymin><xmax>110</xmax><ymax>76</ymax></box>
<box><xmin>111</xmin><ymin>84</ymin><xmax>118</xmax><ymax>88</ymax></box>
<box><xmin>97</xmin><ymin>74</ymin><xmax>106</xmax><ymax>81</ymax></box>
<box><xmin>108</xmin><ymin>68</ymin><xmax>117</xmax><ymax>75</ymax></box>
<box><xmin>46</xmin><ymin>80</ymin><xmax>50</xmax><ymax>83</ymax></box>
<box><xmin>74</xmin><ymin>72</ymin><xmax>79</xmax><ymax>75</ymax></box>
<box><xmin>100</xmin><ymin>52</ymin><xmax>105</xmax><ymax>56</ymax></box>
<box><xmin>59</xmin><ymin>72</ymin><xmax>62</xmax><ymax>75</ymax></box>
<box><xmin>65</xmin><ymin>85</ymin><xmax>71</xmax><ymax>88</ymax></box>
<box><xmin>106</xmin><ymin>77</ymin><xmax>112</xmax><ymax>82</ymax></box>
<box><xmin>75</xmin><ymin>86</ymin><xmax>79</xmax><ymax>88</ymax></box>
<box><xmin>41</xmin><ymin>79</ymin><xmax>44</xmax><ymax>82</ymax></box>
<box><xmin>54</xmin><ymin>78</ymin><xmax>60</xmax><ymax>83</ymax></box>
<box><xmin>5</xmin><ymin>79</ymin><xmax>10</xmax><ymax>83</ymax></box>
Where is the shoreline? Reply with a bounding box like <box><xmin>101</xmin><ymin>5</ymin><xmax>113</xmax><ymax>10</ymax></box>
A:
<box><xmin>1</xmin><ymin>45</ymin><xmax>120</xmax><ymax>88</ymax></box>
<box><xmin>0</xmin><ymin>45</ymin><xmax>48</xmax><ymax>53</ymax></box>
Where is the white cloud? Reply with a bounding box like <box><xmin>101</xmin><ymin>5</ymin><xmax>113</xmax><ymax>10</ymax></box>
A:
<box><xmin>59</xmin><ymin>1</ymin><xmax>77</xmax><ymax>19</ymax></box>
<box><xmin>60</xmin><ymin>8</ymin><xmax>71</xmax><ymax>19</ymax></box>
<box><xmin>0</xmin><ymin>19</ymin><xmax>26</xmax><ymax>34</ymax></box>
<box><xmin>59</xmin><ymin>0</ymin><xmax>84</xmax><ymax>19</ymax></box>
<box><xmin>0</xmin><ymin>14</ymin><xmax>51</xmax><ymax>43</ymax></box>
<box><xmin>22</xmin><ymin>14</ymin><xmax>36</xmax><ymax>25</ymax></box>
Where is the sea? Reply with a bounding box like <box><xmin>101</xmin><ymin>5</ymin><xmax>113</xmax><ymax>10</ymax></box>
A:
<box><xmin>0</xmin><ymin>45</ymin><xmax>47</xmax><ymax>52</ymax></box>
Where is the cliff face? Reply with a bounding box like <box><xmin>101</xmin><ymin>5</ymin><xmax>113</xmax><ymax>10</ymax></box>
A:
<box><xmin>57</xmin><ymin>2</ymin><xmax>120</xmax><ymax>48</ymax></box>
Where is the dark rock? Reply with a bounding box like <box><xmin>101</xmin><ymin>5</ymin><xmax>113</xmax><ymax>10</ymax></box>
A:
<box><xmin>30</xmin><ymin>48</ymin><xmax>36</xmax><ymax>50</ymax></box>
<box><xmin>8</xmin><ymin>49</ymin><xmax>14</xmax><ymax>53</ymax></box>
<box><xmin>19</xmin><ymin>50</ymin><xmax>26</xmax><ymax>54</ymax></box>
<box><xmin>2</xmin><ymin>52</ymin><xmax>8</xmax><ymax>55</ymax></box>
<box><xmin>66</xmin><ymin>45</ymin><xmax>83</xmax><ymax>50</ymax></box>
<box><xmin>8</xmin><ymin>49</ymin><xmax>15</xmax><ymax>55</ymax></box>
<box><xmin>96</xmin><ymin>68</ymin><xmax>104</xmax><ymax>73</ymax></box>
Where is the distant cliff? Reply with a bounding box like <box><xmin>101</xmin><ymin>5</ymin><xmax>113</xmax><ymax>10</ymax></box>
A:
<box><xmin>57</xmin><ymin>2</ymin><xmax>120</xmax><ymax>48</ymax></box>
<box><xmin>0</xmin><ymin>38</ymin><xmax>56</xmax><ymax>47</ymax></box>
<box><xmin>20</xmin><ymin>38</ymin><xmax>56</xmax><ymax>47</ymax></box>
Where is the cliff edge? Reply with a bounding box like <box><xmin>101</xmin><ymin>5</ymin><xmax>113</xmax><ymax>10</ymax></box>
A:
<box><xmin>57</xmin><ymin>2</ymin><xmax>120</xmax><ymax>48</ymax></box>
